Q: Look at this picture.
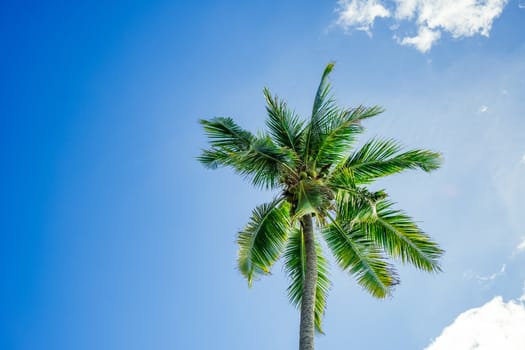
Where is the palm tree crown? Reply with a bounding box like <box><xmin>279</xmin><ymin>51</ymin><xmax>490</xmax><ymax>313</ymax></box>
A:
<box><xmin>198</xmin><ymin>63</ymin><xmax>443</xmax><ymax>345</ymax></box>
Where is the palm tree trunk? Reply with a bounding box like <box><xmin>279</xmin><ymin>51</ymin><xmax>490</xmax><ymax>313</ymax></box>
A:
<box><xmin>299</xmin><ymin>214</ymin><xmax>317</xmax><ymax>350</ymax></box>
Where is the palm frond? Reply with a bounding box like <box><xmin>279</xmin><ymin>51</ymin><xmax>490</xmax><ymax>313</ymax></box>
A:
<box><xmin>323</xmin><ymin>218</ymin><xmax>399</xmax><ymax>298</ymax></box>
<box><xmin>293</xmin><ymin>180</ymin><xmax>333</xmax><ymax>219</ymax></box>
<box><xmin>312</xmin><ymin>63</ymin><xmax>335</xmax><ymax>121</ymax></box>
<box><xmin>284</xmin><ymin>228</ymin><xmax>331</xmax><ymax>333</ymax></box>
<box><xmin>199</xmin><ymin>117</ymin><xmax>254</xmax><ymax>151</ymax></box>
<box><xmin>199</xmin><ymin>117</ymin><xmax>297</xmax><ymax>189</ymax></box>
<box><xmin>313</xmin><ymin>110</ymin><xmax>363</xmax><ymax>170</ymax></box>
<box><xmin>365</xmin><ymin>201</ymin><xmax>443</xmax><ymax>272</ymax></box>
<box><xmin>303</xmin><ymin>63</ymin><xmax>339</xmax><ymax>162</ymax></box>
<box><xmin>327</xmin><ymin>166</ymin><xmax>356</xmax><ymax>189</ymax></box>
<box><xmin>344</xmin><ymin>138</ymin><xmax>442</xmax><ymax>184</ymax></box>
<box><xmin>329</xmin><ymin>166</ymin><xmax>388</xmax><ymax>202</ymax></box>
<box><xmin>313</xmin><ymin>105</ymin><xmax>385</xmax><ymax>169</ymax></box>
<box><xmin>237</xmin><ymin>199</ymin><xmax>291</xmax><ymax>286</ymax></box>
<box><xmin>241</xmin><ymin>136</ymin><xmax>296</xmax><ymax>189</ymax></box>
<box><xmin>264</xmin><ymin>88</ymin><xmax>304</xmax><ymax>153</ymax></box>
<box><xmin>198</xmin><ymin>117</ymin><xmax>254</xmax><ymax>170</ymax></box>
<box><xmin>198</xmin><ymin>148</ymin><xmax>233</xmax><ymax>169</ymax></box>
<box><xmin>328</xmin><ymin>167</ymin><xmax>387</xmax><ymax>220</ymax></box>
<box><xmin>344</xmin><ymin>105</ymin><xmax>385</xmax><ymax>123</ymax></box>
<box><xmin>334</xmin><ymin>187</ymin><xmax>386</xmax><ymax>225</ymax></box>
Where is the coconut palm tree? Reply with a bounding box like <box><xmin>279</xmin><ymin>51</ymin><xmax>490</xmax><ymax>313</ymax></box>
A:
<box><xmin>198</xmin><ymin>63</ymin><xmax>443</xmax><ymax>350</ymax></box>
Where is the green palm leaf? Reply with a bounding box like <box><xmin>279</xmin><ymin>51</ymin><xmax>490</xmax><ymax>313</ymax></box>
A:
<box><xmin>345</xmin><ymin>138</ymin><xmax>441</xmax><ymax>184</ymax></box>
<box><xmin>199</xmin><ymin>117</ymin><xmax>297</xmax><ymax>189</ymax></box>
<box><xmin>365</xmin><ymin>201</ymin><xmax>443</xmax><ymax>272</ymax></box>
<box><xmin>327</xmin><ymin>166</ymin><xmax>356</xmax><ymax>189</ymax></box>
<box><xmin>329</xmin><ymin>167</ymin><xmax>387</xmax><ymax>223</ymax></box>
<box><xmin>334</xmin><ymin>188</ymin><xmax>386</xmax><ymax>226</ymax></box>
<box><xmin>329</xmin><ymin>167</ymin><xmax>386</xmax><ymax>202</ymax></box>
<box><xmin>293</xmin><ymin>180</ymin><xmax>333</xmax><ymax>220</ymax></box>
<box><xmin>242</xmin><ymin>136</ymin><xmax>296</xmax><ymax>189</ymax></box>
<box><xmin>303</xmin><ymin>63</ymin><xmax>339</xmax><ymax>161</ymax></box>
<box><xmin>237</xmin><ymin>199</ymin><xmax>291</xmax><ymax>286</ymax></box>
<box><xmin>198</xmin><ymin>147</ymin><xmax>233</xmax><ymax>170</ymax></box>
<box><xmin>323</xmin><ymin>219</ymin><xmax>399</xmax><ymax>298</ymax></box>
<box><xmin>314</xmin><ymin>105</ymin><xmax>384</xmax><ymax>169</ymax></box>
<box><xmin>264</xmin><ymin>88</ymin><xmax>304</xmax><ymax>153</ymax></box>
<box><xmin>284</xmin><ymin>228</ymin><xmax>331</xmax><ymax>333</ymax></box>
<box><xmin>313</xmin><ymin>111</ymin><xmax>362</xmax><ymax>169</ymax></box>
<box><xmin>198</xmin><ymin>117</ymin><xmax>255</xmax><ymax>171</ymax></box>
<box><xmin>199</xmin><ymin>117</ymin><xmax>254</xmax><ymax>151</ymax></box>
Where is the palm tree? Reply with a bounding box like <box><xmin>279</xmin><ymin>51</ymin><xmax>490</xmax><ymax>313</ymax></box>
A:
<box><xmin>198</xmin><ymin>63</ymin><xmax>443</xmax><ymax>350</ymax></box>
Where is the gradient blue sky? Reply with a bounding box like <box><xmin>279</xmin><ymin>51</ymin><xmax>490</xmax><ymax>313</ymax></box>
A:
<box><xmin>2</xmin><ymin>1</ymin><xmax>525</xmax><ymax>349</ymax></box>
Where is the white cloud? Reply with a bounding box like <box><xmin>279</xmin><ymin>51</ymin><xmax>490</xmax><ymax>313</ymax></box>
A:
<box><xmin>516</xmin><ymin>237</ymin><xmax>525</xmax><ymax>252</ymax></box>
<box><xmin>478</xmin><ymin>264</ymin><xmax>506</xmax><ymax>282</ymax></box>
<box><xmin>425</xmin><ymin>296</ymin><xmax>525</xmax><ymax>350</ymax></box>
<box><xmin>511</xmin><ymin>236</ymin><xmax>525</xmax><ymax>257</ymax></box>
<box><xmin>521</xmin><ymin>154</ymin><xmax>525</xmax><ymax>165</ymax></box>
<box><xmin>464</xmin><ymin>264</ymin><xmax>506</xmax><ymax>283</ymax></box>
<box><xmin>394</xmin><ymin>0</ymin><xmax>418</xmax><ymax>19</ymax></box>
<box><xmin>335</xmin><ymin>0</ymin><xmax>509</xmax><ymax>52</ymax></box>
<box><xmin>416</xmin><ymin>0</ymin><xmax>508</xmax><ymax>38</ymax></box>
<box><xmin>399</xmin><ymin>26</ymin><xmax>441</xmax><ymax>52</ymax></box>
<box><xmin>479</xmin><ymin>105</ymin><xmax>488</xmax><ymax>113</ymax></box>
<box><xmin>336</xmin><ymin>0</ymin><xmax>390</xmax><ymax>34</ymax></box>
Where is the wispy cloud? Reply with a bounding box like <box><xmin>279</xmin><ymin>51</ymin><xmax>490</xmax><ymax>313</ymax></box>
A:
<box><xmin>479</xmin><ymin>105</ymin><xmax>489</xmax><ymax>113</ymax></box>
<box><xmin>464</xmin><ymin>264</ymin><xmax>506</xmax><ymax>283</ymax></box>
<box><xmin>335</xmin><ymin>0</ymin><xmax>509</xmax><ymax>52</ymax></box>
<box><xmin>398</xmin><ymin>26</ymin><xmax>440</xmax><ymax>53</ymax></box>
<box><xmin>336</xmin><ymin>0</ymin><xmax>390</xmax><ymax>34</ymax></box>
<box><xmin>425</xmin><ymin>293</ymin><xmax>525</xmax><ymax>349</ymax></box>
<box><xmin>478</xmin><ymin>264</ymin><xmax>506</xmax><ymax>282</ymax></box>
<box><xmin>516</xmin><ymin>237</ymin><xmax>525</xmax><ymax>253</ymax></box>
<box><xmin>509</xmin><ymin>236</ymin><xmax>525</xmax><ymax>258</ymax></box>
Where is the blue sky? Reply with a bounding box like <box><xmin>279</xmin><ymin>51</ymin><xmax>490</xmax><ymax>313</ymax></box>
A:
<box><xmin>1</xmin><ymin>1</ymin><xmax>525</xmax><ymax>349</ymax></box>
